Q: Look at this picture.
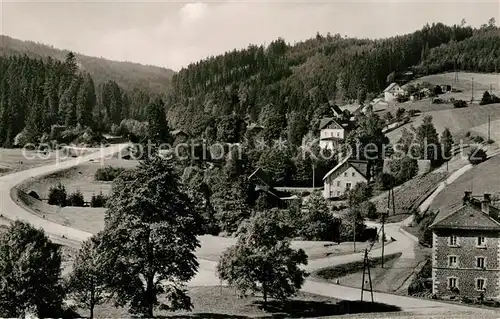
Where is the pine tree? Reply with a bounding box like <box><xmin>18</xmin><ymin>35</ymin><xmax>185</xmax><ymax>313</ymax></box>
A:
<box><xmin>76</xmin><ymin>73</ymin><xmax>96</xmax><ymax>128</ymax></box>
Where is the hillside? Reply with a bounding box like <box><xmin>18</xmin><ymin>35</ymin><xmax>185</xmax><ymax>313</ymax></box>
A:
<box><xmin>166</xmin><ymin>22</ymin><xmax>500</xmax><ymax>139</ymax></box>
<box><xmin>384</xmin><ymin>72</ymin><xmax>500</xmax><ymax>143</ymax></box>
<box><xmin>0</xmin><ymin>35</ymin><xmax>174</xmax><ymax>93</ymax></box>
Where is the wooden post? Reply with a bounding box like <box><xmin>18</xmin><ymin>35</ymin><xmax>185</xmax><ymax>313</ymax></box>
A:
<box><xmin>360</xmin><ymin>249</ymin><xmax>374</xmax><ymax>302</ymax></box>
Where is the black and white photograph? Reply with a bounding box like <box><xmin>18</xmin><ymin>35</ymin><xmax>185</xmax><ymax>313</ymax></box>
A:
<box><xmin>0</xmin><ymin>0</ymin><xmax>499</xmax><ymax>318</ymax></box>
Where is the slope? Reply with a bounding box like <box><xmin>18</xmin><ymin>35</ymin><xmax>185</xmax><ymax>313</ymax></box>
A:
<box><xmin>0</xmin><ymin>35</ymin><xmax>175</xmax><ymax>93</ymax></box>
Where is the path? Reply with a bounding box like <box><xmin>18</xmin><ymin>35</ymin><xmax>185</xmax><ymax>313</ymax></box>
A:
<box><xmin>0</xmin><ymin>146</ymin><xmax>497</xmax><ymax>316</ymax></box>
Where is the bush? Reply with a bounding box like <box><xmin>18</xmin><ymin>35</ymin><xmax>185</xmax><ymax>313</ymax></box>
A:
<box><xmin>408</xmin><ymin>109</ymin><xmax>418</xmax><ymax>117</ymax></box>
<box><xmin>453</xmin><ymin>100</ymin><xmax>468</xmax><ymax>108</ymax></box>
<box><xmin>68</xmin><ymin>190</ymin><xmax>85</xmax><ymax>207</ymax></box>
<box><xmin>90</xmin><ymin>192</ymin><xmax>108</xmax><ymax>208</ymax></box>
<box><xmin>94</xmin><ymin>166</ymin><xmax>126</xmax><ymax>181</ymax></box>
<box><xmin>375</xmin><ymin>173</ymin><xmax>396</xmax><ymax>191</ymax></box>
<box><xmin>48</xmin><ymin>183</ymin><xmax>67</xmax><ymax>206</ymax></box>
<box><xmin>473</xmin><ymin>136</ymin><xmax>484</xmax><ymax>143</ymax></box>
<box><xmin>468</xmin><ymin>147</ymin><xmax>487</xmax><ymax>165</ymax></box>
<box><xmin>362</xmin><ymin>201</ymin><xmax>379</xmax><ymax>220</ymax></box>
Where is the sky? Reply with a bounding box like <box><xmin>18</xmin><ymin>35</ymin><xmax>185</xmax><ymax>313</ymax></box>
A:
<box><xmin>1</xmin><ymin>0</ymin><xmax>499</xmax><ymax>71</ymax></box>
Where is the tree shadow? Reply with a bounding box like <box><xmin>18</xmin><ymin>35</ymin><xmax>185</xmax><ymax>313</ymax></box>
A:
<box><xmin>256</xmin><ymin>299</ymin><xmax>401</xmax><ymax>318</ymax></box>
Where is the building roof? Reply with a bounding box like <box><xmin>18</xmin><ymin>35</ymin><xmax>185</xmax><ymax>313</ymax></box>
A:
<box><xmin>322</xmin><ymin>157</ymin><xmax>370</xmax><ymax>181</ymax></box>
<box><xmin>319</xmin><ymin>118</ymin><xmax>343</xmax><ymax>130</ymax></box>
<box><xmin>247</xmin><ymin>123</ymin><xmax>264</xmax><ymax>131</ymax></box>
<box><xmin>171</xmin><ymin>129</ymin><xmax>189</xmax><ymax>136</ymax></box>
<box><xmin>331</xmin><ymin>104</ymin><xmax>343</xmax><ymax>116</ymax></box>
<box><xmin>430</xmin><ymin>201</ymin><xmax>500</xmax><ymax>231</ymax></box>
<box><xmin>248</xmin><ymin>167</ymin><xmax>272</xmax><ymax>187</ymax></box>
<box><xmin>383</xmin><ymin>82</ymin><xmax>400</xmax><ymax>93</ymax></box>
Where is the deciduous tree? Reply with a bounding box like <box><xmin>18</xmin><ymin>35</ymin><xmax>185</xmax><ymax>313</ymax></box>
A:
<box><xmin>0</xmin><ymin>221</ymin><xmax>65</xmax><ymax>317</ymax></box>
<box><xmin>98</xmin><ymin>156</ymin><xmax>203</xmax><ymax>316</ymax></box>
<box><xmin>217</xmin><ymin>210</ymin><xmax>308</xmax><ymax>306</ymax></box>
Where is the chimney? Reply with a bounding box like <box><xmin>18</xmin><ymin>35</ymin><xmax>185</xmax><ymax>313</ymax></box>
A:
<box><xmin>482</xmin><ymin>193</ymin><xmax>496</xmax><ymax>219</ymax></box>
<box><xmin>463</xmin><ymin>191</ymin><xmax>472</xmax><ymax>205</ymax></box>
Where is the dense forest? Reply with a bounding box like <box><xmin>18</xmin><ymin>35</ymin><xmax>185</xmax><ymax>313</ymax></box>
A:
<box><xmin>0</xmin><ymin>53</ymin><xmax>154</xmax><ymax>146</ymax></box>
<box><xmin>0</xmin><ymin>35</ymin><xmax>174</xmax><ymax>93</ymax></box>
<box><xmin>166</xmin><ymin>20</ymin><xmax>499</xmax><ymax>140</ymax></box>
<box><xmin>0</xmin><ymin>20</ymin><xmax>499</xmax><ymax>150</ymax></box>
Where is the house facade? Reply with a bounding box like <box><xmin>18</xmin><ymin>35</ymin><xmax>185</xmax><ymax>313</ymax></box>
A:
<box><xmin>322</xmin><ymin>158</ymin><xmax>370</xmax><ymax>199</ymax></box>
<box><xmin>430</xmin><ymin>192</ymin><xmax>500</xmax><ymax>299</ymax></box>
<box><xmin>319</xmin><ymin>118</ymin><xmax>345</xmax><ymax>150</ymax></box>
<box><xmin>384</xmin><ymin>83</ymin><xmax>405</xmax><ymax>102</ymax></box>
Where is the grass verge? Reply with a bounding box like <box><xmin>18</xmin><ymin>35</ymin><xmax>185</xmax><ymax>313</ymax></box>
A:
<box><xmin>76</xmin><ymin>286</ymin><xmax>401</xmax><ymax>318</ymax></box>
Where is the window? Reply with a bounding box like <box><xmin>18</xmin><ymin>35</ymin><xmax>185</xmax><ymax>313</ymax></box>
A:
<box><xmin>449</xmin><ymin>235</ymin><xmax>458</xmax><ymax>246</ymax></box>
<box><xmin>336</xmin><ymin>132</ymin><xmax>340</xmax><ymax>137</ymax></box>
<box><xmin>476</xmin><ymin>257</ymin><xmax>485</xmax><ymax>269</ymax></box>
<box><xmin>477</xmin><ymin>237</ymin><xmax>486</xmax><ymax>247</ymax></box>
<box><xmin>337</xmin><ymin>191</ymin><xmax>340</xmax><ymax>196</ymax></box>
<box><xmin>346</xmin><ymin>183</ymin><xmax>352</xmax><ymax>190</ymax></box>
<box><xmin>448</xmin><ymin>277</ymin><xmax>457</xmax><ymax>289</ymax></box>
<box><xmin>476</xmin><ymin>278</ymin><xmax>485</xmax><ymax>291</ymax></box>
<box><xmin>344</xmin><ymin>172</ymin><xmax>348</xmax><ymax>177</ymax></box>
<box><xmin>352</xmin><ymin>172</ymin><xmax>356</xmax><ymax>177</ymax></box>
<box><xmin>337</xmin><ymin>181</ymin><xmax>341</xmax><ymax>187</ymax></box>
<box><xmin>448</xmin><ymin>256</ymin><xmax>458</xmax><ymax>267</ymax></box>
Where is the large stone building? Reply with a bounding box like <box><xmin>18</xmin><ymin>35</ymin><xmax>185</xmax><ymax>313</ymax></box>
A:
<box><xmin>429</xmin><ymin>192</ymin><xmax>500</xmax><ymax>299</ymax></box>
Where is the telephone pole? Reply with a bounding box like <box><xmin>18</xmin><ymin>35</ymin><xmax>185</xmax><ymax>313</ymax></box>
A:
<box><xmin>471</xmin><ymin>77</ymin><xmax>474</xmax><ymax>102</ymax></box>
<box><xmin>381</xmin><ymin>210</ymin><xmax>387</xmax><ymax>268</ymax></box>
<box><xmin>312</xmin><ymin>162</ymin><xmax>315</xmax><ymax>188</ymax></box>
<box><xmin>353</xmin><ymin>214</ymin><xmax>356</xmax><ymax>252</ymax></box>
<box><xmin>488</xmin><ymin>115</ymin><xmax>491</xmax><ymax>142</ymax></box>
<box><xmin>361</xmin><ymin>248</ymin><xmax>374</xmax><ymax>302</ymax></box>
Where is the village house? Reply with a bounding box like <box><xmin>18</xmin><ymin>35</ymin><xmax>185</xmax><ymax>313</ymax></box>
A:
<box><xmin>429</xmin><ymin>192</ymin><xmax>500</xmax><ymax>300</ymax></box>
<box><xmin>248</xmin><ymin>168</ymin><xmax>299</xmax><ymax>208</ymax></box>
<box><xmin>319</xmin><ymin>118</ymin><xmax>347</xmax><ymax>150</ymax></box>
<box><xmin>383</xmin><ymin>83</ymin><xmax>406</xmax><ymax>102</ymax></box>
<box><xmin>171</xmin><ymin>129</ymin><xmax>190</xmax><ymax>145</ymax></box>
<box><xmin>322</xmin><ymin>157</ymin><xmax>370</xmax><ymax>199</ymax></box>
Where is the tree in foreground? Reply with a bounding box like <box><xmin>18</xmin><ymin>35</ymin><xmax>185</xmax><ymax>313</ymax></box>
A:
<box><xmin>67</xmin><ymin>233</ymin><xmax>106</xmax><ymax>318</ymax></box>
<box><xmin>217</xmin><ymin>210</ymin><xmax>308</xmax><ymax>307</ymax></box>
<box><xmin>98</xmin><ymin>156</ymin><xmax>203</xmax><ymax>316</ymax></box>
<box><xmin>0</xmin><ymin>221</ymin><xmax>65</xmax><ymax>317</ymax></box>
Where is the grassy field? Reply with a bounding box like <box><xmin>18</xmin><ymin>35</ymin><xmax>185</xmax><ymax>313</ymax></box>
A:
<box><xmin>371</xmin><ymin>172</ymin><xmax>448</xmax><ymax>221</ymax></box>
<box><xmin>19</xmin><ymin>158</ymin><xmax>139</xmax><ymax>202</ymax></box>
<box><xmin>0</xmin><ymin>148</ymin><xmax>62</xmax><ymax>176</ymax></box>
<box><xmin>379</xmin><ymin>72</ymin><xmax>500</xmax><ymax>143</ymax></box>
<box><xmin>75</xmin><ymin>286</ymin><xmax>401</xmax><ymax>318</ymax></box>
<box><xmin>430</xmin><ymin>153</ymin><xmax>500</xmax><ymax>214</ymax></box>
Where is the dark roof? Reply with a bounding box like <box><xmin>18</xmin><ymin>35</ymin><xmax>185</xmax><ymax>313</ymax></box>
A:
<box><xmin>323</xmin><ymin>157</ymin><xmax>370</xmax><ymax>181</ymax></box>
<box><xmin>430</xmin><ymin>202</ymin><xmax>500</xmax><ymax>231</ymax></box>
<box><xmin>319</xmin><ymin>118</ymin><xmax>343</xmax><ymax>130</ymax></box>
<box><xmin>383</xmin><ymin>83</ymin><xmax>399</xmax><ymax>93</ymax></box>
<box><xmin>249</xmin><ymin>168</ymin><xmax>272</xmax><ymax>187</ymax></box>
<box><xmin>171</xmin><ymin>129</ymin><xmax>189</xmax><ymax>136</ymax></box>
<box><xmin>331</xmin><ymin>104</ymin><xmax>343</xmax><ymax>116</ymax></box>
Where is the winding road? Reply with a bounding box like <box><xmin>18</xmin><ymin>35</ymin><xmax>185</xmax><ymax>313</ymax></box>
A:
<box><xmin>0</xmin><ymin>145</ymin><xmax>498</xmax><ymax>316</ymax></box>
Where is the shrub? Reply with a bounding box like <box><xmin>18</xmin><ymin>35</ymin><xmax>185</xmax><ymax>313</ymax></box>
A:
<box><xmin>94</xmin><ymin>166</ymin><xmax>126</xmax><ymax>181</ymax></box>
<box><xmin>375</xmin><ymin>173</ymin><xmax>396</xmax><ymax>191</ymax></box>
<box><xmin>453</xmin><ymin>100</ymin><xmax>468</xmax><ymax>108</ymax></box>
<box><xmin>90</xmin><ymin>192</ymin><xmax>108</xmax><ymax>208</ymax></box>
<box><xmin>465</xmin><ymin>131</ymin><xmax>471</xmax><ymax>137</ymax></box>
<box><xmin>473</xmin><ymin>136</ymin><xmax>484</xmax><ymax>143</ymax></box>
<box><xmin>468</xmin><ymin>147</ymin><xmax>487</xmax><ymax>165</ymax></box>
<box><xmin>48</xmin><ymin>183</ymin><xmax>67</xmax><ymax>206</ymax></box>
<box><xmin>408</xmin><ymin>109</ymin><xmax>418</xmax><ymax>117</ymax></box>
<box><xmin>362</xmin><ymin>201</ymin><xmax>379</xmax><ymax>220</ymax></box>
<box><xmin>68</xmin><ymin>190</ymin><xmax>85</xmax><ymax>207</ymax></box>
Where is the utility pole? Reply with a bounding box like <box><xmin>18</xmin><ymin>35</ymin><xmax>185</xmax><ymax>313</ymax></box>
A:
<box><xmin>312</xmin><ymin>162</ymin><xmax>316</xmax><ymax>188</ymax></box>
<box><xmin>488</xmin><ymin>115</ymin><xmax>491</xmax><ymax>142</ymax></box>
<box><xmin>353</xmin><ymin>213</ymin><xmax>356</xmax><ymax>252</ymax></box>
<box><xmin>471</xmin><ymin>77</ymin><xmax>474</xmax><ymax>102</ymax></box>
<box><xmin>361</xmin><ymin>248</ymin><xmax>374</xmax><ymax>302</ymax></box>
<box><xmin>381</xmin><ymin>210</ymin><xmax>387</xmax><ymax>268</ymax></box>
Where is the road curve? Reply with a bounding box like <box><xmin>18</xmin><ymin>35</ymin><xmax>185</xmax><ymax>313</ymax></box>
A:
<box><xmin>0</xmin><ymin>146</ymin><xmax>497</xmax><ymax>316</ymax></box>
